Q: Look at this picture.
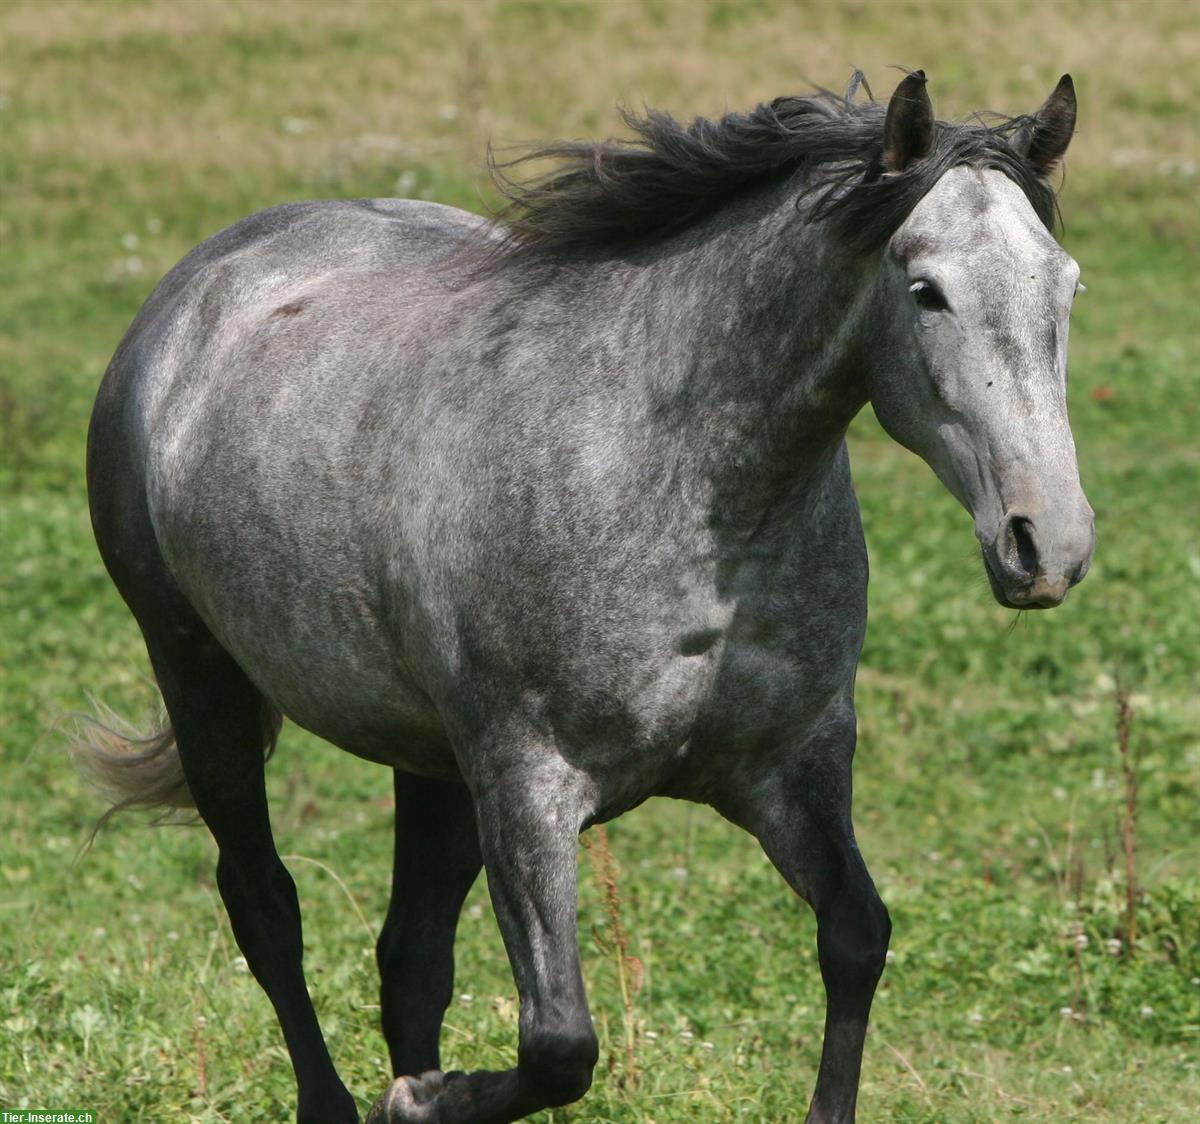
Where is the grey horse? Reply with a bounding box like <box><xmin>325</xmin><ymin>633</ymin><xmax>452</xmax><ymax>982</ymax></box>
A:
<box><xmin>79</xmin><ymin>71</ymin><xmax>1092</xmax><ymax>1123</ymax></box>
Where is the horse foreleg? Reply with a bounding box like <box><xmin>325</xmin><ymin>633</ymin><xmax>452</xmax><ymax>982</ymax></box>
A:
<box><xmin>369</xmin><ymin>760</ymin><xmax>598</xmax><ymax>1124</ymax></box>
<box><xmin>377</xmin><ymin>771</ymin><xmax>482</xmax><ymax>1076</ymax></box>
<box><xmin>804</xmin><ymin>856</ymin><xmax>891</xmax><ymax>1124</ymax></box>
<box><xmin>731</xmin><ymin>717</ymin><xmax>891</xmax><ymax>1124</ymax></box>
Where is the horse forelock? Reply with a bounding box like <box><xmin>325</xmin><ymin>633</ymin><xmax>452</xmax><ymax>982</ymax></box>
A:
<box><xmin>483</xmin><ymin>77</ymin><xmax>1061</xmax><ymax>266</ymax></box>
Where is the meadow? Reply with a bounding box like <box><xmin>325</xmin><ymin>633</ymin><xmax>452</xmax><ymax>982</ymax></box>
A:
<box><xmin>1</xmin><ymin>1</ymin><xmax>1197</xmax><ymax>1120</ymax></box>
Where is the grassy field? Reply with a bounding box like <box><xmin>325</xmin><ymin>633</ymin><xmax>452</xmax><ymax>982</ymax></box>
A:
<box><xmin>2</xmin><ymin>1</ymin><xmax>1198</xmax><ymax>1121</ymax></box>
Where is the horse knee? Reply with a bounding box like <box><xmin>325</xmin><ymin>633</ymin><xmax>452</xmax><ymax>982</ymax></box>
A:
<box><xmin>817</xmin><ymin>882</ymin><xmax>891</xmax><ymax>993</ymax></box>
<box><xmin>375</xmin><ymin>924</ymin><xmax>417</xmax><ymax>984</ymax></box>
<box><xmin>519</xmin><ymin>1025</ymin><xmax>599</xmax><ymax>1106</ymax></box>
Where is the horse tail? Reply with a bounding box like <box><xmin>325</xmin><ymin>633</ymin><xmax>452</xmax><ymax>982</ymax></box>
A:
<box><xmin>68</xmin><ymin>699</ymin><xmax>195</xmax><ymax>846</ymax></box>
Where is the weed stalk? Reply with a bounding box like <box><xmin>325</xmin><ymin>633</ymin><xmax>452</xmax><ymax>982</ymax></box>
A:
<box><xmin>583</xmin><ymin>824</ymin><xmax>643</xmax><ymax>1089</ymax></box>
<box><xmin>193</xmin><ymin>1015</ymin><xmax>209</xmax><ymax>1098</ymax></box>
<box><xmin>1114</xmin><ymin>674</ymin><xmax>1139</xmax><ymax>955</ymax></box>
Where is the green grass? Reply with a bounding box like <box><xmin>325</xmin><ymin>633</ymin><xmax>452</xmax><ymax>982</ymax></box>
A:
<box><xmin>2</xmin><ymin>2</ymin><xmax>1198</xmax><ymax>1121</ymax></box>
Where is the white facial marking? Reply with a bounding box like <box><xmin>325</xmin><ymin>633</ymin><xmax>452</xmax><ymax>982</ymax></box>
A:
<box><xmin>869</xmin><ymin>167</ymin><xmax>1094</xmax><ymax>608</ymax></box>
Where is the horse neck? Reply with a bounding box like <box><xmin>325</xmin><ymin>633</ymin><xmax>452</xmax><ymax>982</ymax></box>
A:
<box><xmin>610</xmin><ymin>185</ymin><xmax>874</xmax><ymax>526</ymax></box>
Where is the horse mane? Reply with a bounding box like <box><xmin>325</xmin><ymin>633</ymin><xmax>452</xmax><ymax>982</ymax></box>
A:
<box><xmin>487</xmin><ymin>73</ymin><xmax>1060</xmax><ymax>262</ymax></box>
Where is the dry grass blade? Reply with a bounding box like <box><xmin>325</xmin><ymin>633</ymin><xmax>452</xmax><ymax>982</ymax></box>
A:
<box><xmin>583</xmin><ymin>824</ymin><xmax>643</xmax><ymax>1090</ymax></box>
<box><xmin>1114</xmin><ymin>673</ymin><xmax>1140</xmax><ymax>955</ymax></box>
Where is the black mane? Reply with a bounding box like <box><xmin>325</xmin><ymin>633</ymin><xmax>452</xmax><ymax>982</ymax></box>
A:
<box><xmin>490</xmin><ymin>75</ymin><xmax>1059</xmax><ymax>260</ymax></box>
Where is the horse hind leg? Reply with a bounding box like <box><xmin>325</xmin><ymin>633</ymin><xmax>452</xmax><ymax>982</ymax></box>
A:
<box><xmin>376</xmin><ymin>770</ymin><xmax>483</xmax><ymax>1077</ymax></box>
<box><xmin>157</xmin><ymin>633</ymin><xmax>359</xmax><ymax>1124</ymax></box>
<box><xmin>84</xmin><ymin>489</ymin><xmax>356</xmax><ymax>1122</ymax></box>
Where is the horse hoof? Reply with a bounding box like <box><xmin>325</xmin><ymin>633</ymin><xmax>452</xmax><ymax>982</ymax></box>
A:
<box><xmin>365</xmin><ymin>1071</ymin><xmax>445</xmax><ymax>1123</ymax></box>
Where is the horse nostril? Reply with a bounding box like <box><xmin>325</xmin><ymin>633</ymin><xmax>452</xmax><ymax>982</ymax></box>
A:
<box><xmin>1010</xmin><ymin>516</ymin><xmax>1038</xmax><ymax>578</ymax></box>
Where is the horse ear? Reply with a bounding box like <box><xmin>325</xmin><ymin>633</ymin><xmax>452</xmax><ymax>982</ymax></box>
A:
<box><xmin>1015</xmin><ymin>74</ymin><xmax>1077</xmax><ymax>177</ymax></box>
<box><xmin>883</xmin><ymin>70</ymin><xmax>935</xmax><ymax>174</ymax></box>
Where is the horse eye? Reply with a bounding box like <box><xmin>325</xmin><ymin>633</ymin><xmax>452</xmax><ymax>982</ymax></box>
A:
<box><xmin>909</xmin><ymin>279</ymin><xmax>948</xmax><ymax>313</ymax></box>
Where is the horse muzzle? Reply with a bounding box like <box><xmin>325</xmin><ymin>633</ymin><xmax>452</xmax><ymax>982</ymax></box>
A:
<box><xmin>982</xmin><ymin>508</ymin><xmax>1094</xmax><ymax>610</ymax></box>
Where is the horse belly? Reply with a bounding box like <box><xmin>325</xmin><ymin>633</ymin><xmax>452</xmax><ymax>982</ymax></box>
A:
<box><xmin>174</xmin><ymin>536</ymin><xmax>454</xmax><ymax>773</ymax></box>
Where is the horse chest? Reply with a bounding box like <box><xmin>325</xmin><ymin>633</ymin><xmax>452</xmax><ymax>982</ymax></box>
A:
<box><xmin>464</xmin><ymin>527</ymin><xmax>869</xmax><ymax>810</ymax></box>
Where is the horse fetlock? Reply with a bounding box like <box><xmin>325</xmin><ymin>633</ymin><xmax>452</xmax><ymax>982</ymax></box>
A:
<box><xmin>298</xmin><ymin>1084</ymin><xmax>360</xmax><ymax>1124</ymax></box>
<box><xmin>804</xmin><ymin>1102</ymin><xmax>856</xmax><ymax>1124</ymax></box>
<box><xmin>366</xmin><ymin>1071</ymin><xmax>445</xmax><ymax>1124</ymax></box>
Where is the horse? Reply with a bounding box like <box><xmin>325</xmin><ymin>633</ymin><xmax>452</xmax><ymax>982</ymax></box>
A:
<box><xmin>78</xmin><ymin>70</ymin><xmax>1093</xmax><ymax>1123</ymax></box>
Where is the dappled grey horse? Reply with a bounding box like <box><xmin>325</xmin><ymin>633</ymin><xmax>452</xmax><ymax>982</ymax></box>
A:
<box><xmin>81</xmin><ymin>71</ymin><xmax>1092</xmax><ymax>1123</ymax></box>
